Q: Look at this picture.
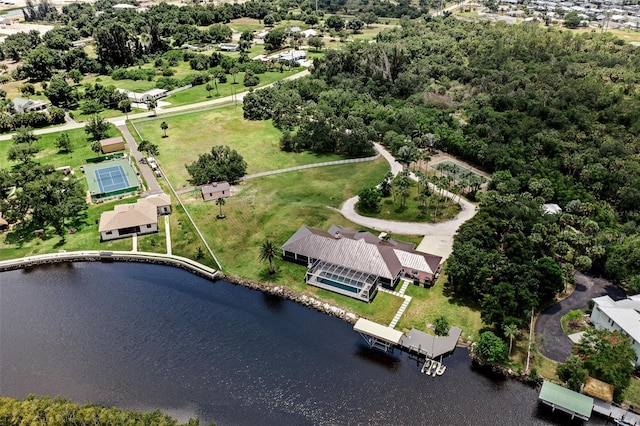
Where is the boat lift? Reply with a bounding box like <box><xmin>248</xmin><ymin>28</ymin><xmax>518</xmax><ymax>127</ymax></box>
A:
<box><xmin>353</xmin><ymin>318</ymin><xmax>404</xmax><ymax>353</ymax></box>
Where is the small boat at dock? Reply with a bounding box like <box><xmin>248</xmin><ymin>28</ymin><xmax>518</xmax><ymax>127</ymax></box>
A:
<box><xmin>429</xmin><ymin>361</ymin><xmax>440</xmax><ymax>376</ymax></box>
<box><xmin>421</xmin><ymin>358</ymin><xmax>432</xmax><ymax>374</ymax></box>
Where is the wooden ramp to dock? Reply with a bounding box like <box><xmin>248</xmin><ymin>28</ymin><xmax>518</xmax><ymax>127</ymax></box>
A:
<box><xmin>593</xmin><ymin>399</ymin><xmax>640</xmax><ymax>425</ymax></box>
<box><xmin>398</xmin><ymin>327</ymin><xmax>462</xmax><ymax>359</ymax></box>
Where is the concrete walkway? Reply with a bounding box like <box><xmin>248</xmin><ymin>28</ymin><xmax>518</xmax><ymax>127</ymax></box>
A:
<box><xmin>535</xmin><ymin>271</ymin><xmax>626</xmax><ymax>362</ymax></box>
<box><xmin>379</xmin><ymin>284</ymin><xmax>412</xmax><ymax>329</ymax></box>
<box><xmin>339</xmin><ymin>143</ymin><xmax>478</xmax><ymax>260</ymax></box>
<box><xmin>164</xmin><ymin>215</ymin><xmax>172</xmax><ymax>255</ymax></box>
<box><xmin>132</xmin><ymin>234</ymin><xmax>137</xmax><ymax>252</ymax></box>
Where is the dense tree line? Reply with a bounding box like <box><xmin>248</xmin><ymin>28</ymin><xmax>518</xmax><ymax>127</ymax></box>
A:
<box><xmin>0</xmin><ymin>394</ymin><xmax>206</xmax><ymax>425</ymax></box>
<box><xmin>243</xmin><ymin>18</ymin><xmax>640</xmax><ymax>330</ymax></box>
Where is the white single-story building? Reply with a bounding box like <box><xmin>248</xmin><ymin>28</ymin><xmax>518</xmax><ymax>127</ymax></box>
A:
<box><xmin>590</xmin><ymin>294</ymin><xmax>640</xmax><ymax>366</ymax></box>
<box><xmin>99</xmin><ymin>194</ymin><xmax>172</xmax><ymax>241</ymax></box>
<box><xmin>300</xmin><ymin>29</ymin><xmax>318</xmax><ymax>38</ymax></box>
<box><xmin>10</xmin><ymin>98</ymin><xmax>48</xmax><ymax>114</ymax></box>
<box><xmin>219</xmin><ymin>43</ymin><xmax>239</xmax><ymax>51</ymax></box>
<box><xmin>275</xmin><ymin>49</ymin><xmax>306</xmax><ymax>62</ymax></box>
<box><xmin>118</xmin><ymin>88</ymin><xmax>168</xmax><ymax>104</ymax></box>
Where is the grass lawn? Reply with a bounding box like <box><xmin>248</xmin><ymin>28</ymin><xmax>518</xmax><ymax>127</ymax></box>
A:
<box><xmin>573</xmin><ymin>27</ymin><xmax>640</xmax><ymax>44</ymax></box>
<box><xmin>133</xmin><ymin>106</ymin><xmax>344</xmax><ymax>188</ymax></box>
<box><xmin>177</xmin><ymin>158</ymin><xmax>393</xmax><ymax>297</ymax></box>
<box><xmin>397</xmin><ymin>273</ymin><xmax>484</xmax><ymax>341</ymax></box>
<box><xmin>70</xmin><ymin>106</ymin><xmax>145</xmax><ymax>123</ymax></box>
<box><xmin>0</xmin><ymin>196</ymin><xmax>135</xmax><ymax>260</ymax></box>
<box><xmin>169</xmin><ymin>156</ymin><xmax>409</xmax><ymax>323</ymax></box>
<box><xmin>624</xmin><ymin>377</ymin><xmax>640</xmax><ymax>407</ymax></box>
<box><xmin>0</xmin><ymin>127</ymin><xmax>122</xmax><ymax>171</ymax></box>
<box><xmin>80</xmin><ymin>74</ymin><xmax>157</xmax><ymax>93</ymax></box>
<box><xmin>163</xmin><ymin>69</ymin><xmax>301</xmax><ymax>107</ymax></box>
<box><xmin>535</xmin><ymin>354</ymin><xmax>561</xmax><ymax>382</ymax></box>
<box><xmin>359</xmin><ymin>185</ymin><xmax>461</xmax><ymax>223</ymax></box>
<box><xmin>228</xmin><ymin>17</ymin><xmax>270</xmax><ymax>33</ymax></box>
<box><xmin>0</xmin><ymin>191</ymin><xmax>174</xmax><ymax>261</ymax></box>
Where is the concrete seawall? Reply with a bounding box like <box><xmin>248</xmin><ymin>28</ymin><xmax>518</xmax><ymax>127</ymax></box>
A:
<box><xmin>0</xmin><ymin>251</ymin><xmax>222</xmax><ymax>282</ymax></box>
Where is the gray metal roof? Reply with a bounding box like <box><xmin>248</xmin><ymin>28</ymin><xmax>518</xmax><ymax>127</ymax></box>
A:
<box><xmin>283</xmin><ymin>227</ymin><xmax>400</xmax><ymax>279</ymax></box>
<box><xmin>283</xmin><ymin>225</ymin><xmax>442</xmax><ymax>280</ymax></box>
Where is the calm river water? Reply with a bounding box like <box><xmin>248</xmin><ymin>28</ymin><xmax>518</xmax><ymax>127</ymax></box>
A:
<box><xmin>0</xmin><ymin>262</ymin><xmax>604</xmax><ymax>425</ymax></box>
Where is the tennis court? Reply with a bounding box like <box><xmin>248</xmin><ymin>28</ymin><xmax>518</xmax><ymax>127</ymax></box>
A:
<box><xmin>431</xmin><ymin>160</ymin><xmax>483</xmax><ymax>181</ymax></box>
<box><xmin>84</xmin><ymin>158</ymin><xmax>140</xmax><ymax>201</ymax></box>
<box><xmin>95</xmin><ymin>165</ymin><xmax>129</xmax><ymax>193</ymax></box>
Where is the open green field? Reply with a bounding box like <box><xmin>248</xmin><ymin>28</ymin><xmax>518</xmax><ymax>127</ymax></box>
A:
<box><xmin>575</xmin><ymin>27</ymin><xmax>640</xmax><ymax>43</ymax></box>
<box><xmin>164</xmin><ymin>69</ymin><xmax>302</xmax><ymax>107</ymax></box>
<box><xmin>397</xmin><ymin>273</ymin><xmax>484</xmax><ymax>342</ymax></box>
<box><xmin>179</xmin><ymin>158</ymin><xmax>390</xmax><ymax>276</ymax></box>
<box><xmin>0</xmin><ymin>127</ymin><xmax>122</xmax><ymax>171</ymax></box>
<box><xmin>133</xmin><ymin>107</ymin><xmax>344</xmax><ymax>188</ymax></box>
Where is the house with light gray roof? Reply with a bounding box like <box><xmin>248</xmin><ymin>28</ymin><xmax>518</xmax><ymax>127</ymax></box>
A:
<box><xmin>282</xmin><ymin>225</ymin><xmax>442</xmax><ymax>302</ymax></box>
<box><xmin>590</xmin><ymin>294</ymin><xmax>640</xmax><ymax>365</ymax></box>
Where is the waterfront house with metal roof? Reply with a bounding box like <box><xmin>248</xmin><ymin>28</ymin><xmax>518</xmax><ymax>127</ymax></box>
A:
<box><xmin>590</xmin><ymin>294</ymin><xmax>640</xmax><ymax>366</ymax></box>
<box><xmin>282</xmin><ymin>225</ymin><xmax>442</xmax><ymax>302</ymax></box>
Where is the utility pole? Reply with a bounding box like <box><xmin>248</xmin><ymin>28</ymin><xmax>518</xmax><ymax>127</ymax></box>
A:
<box><xmin>525</xmin><ymin>307</ymin><xmax>534</xmax><ymax>374</ymax></box>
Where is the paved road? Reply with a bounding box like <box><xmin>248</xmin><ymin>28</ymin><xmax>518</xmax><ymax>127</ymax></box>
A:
<box><xmin>0</xmin><ymin>69</ymin><xmax>311</xmax><ymax>142</ymax></box>
<box><xmin>117</xmin><ymin>124</ymin><xmax>162</xmax><ymax>195</ymax></box>
<box><xmin>535</xmin><ymin>271</ymin><xmax>626</xmax><ymax>362</ymax></box>
<box><xmin>339</xmin><ymin>143</ymin><xmax>478</xmax><ymax>259</ymax></box>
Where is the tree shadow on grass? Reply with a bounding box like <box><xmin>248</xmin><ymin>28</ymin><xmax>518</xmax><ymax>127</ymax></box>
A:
<box><xmin>257</xmin><ymin>267</ymin><xmax>278</xmax><ymax>282</ymax></box>
<box><xmin>4</xmin><ymin>220</ymin><xmax>46</xmax><ymax>246</ymax></box>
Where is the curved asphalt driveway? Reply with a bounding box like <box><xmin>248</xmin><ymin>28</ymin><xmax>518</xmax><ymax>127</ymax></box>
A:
<box><xmin>339</xmin><ymin>143</ymin><xmax>478</xmax><ymax>261</ymax></box>
<box><xmin>535</xmin><ymin>271</ymin><xmax>626</xmax><ymax>362</ymax></box>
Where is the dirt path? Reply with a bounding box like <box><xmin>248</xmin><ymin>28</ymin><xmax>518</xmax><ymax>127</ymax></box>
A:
<box><xmin>535</xmin><ymin>271</ymin><xmax>626</xmax><ymax>362</ymax></box>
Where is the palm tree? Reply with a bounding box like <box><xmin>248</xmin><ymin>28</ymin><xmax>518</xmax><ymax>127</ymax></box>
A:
<box><xmin>260</xmin><ymin>240</ymin><xmax>277</xmax><ymax>275</ymax></box>
<box><xmin>215</xmin><ymin>197</ymin><xmax>226</xmax><ymax>218</ymax></box>
<box><xmin>504</xmin><ymin>323</ymin><xmax>519</xmax><ymax>358</ymax></box>
<box><xmin>118</xmin><ymin>99</ymin><xmax>131</xmax><ymax>121</ymax></box>
<box><xmin>147</xmin><ymin>99</ymin><xmax>157</xmax><ymax>116</ymax></box>
<box><xmin>161</xmin><ymin>121</ymin><xmax>168</xmax><ymax>137</ymax></box>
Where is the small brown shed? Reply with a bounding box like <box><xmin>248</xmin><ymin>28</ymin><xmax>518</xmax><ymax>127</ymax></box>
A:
<box><xmin>100</xmin><ymin>136</ymin><xmax>126</xmax><ymax>154</ymax></box>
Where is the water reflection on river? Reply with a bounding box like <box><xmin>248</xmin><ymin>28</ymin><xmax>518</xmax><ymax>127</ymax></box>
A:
<box><xmin>0</xmin><ymin>262</ymin><xmax>605</xmax><ymax>425</ymax></box>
